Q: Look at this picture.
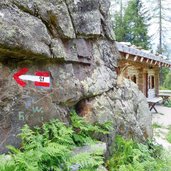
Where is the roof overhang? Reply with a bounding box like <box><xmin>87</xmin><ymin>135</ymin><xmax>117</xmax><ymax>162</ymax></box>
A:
<box><xmin>116</xmin><ymin>42</ymin><xmax>171</xmax><ymax>68</ymax></box>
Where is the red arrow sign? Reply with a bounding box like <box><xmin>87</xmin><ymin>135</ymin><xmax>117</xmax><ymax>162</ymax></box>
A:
<box><xmin>13</xmin><ymin>68</ymin><xmax>50</xmax><ymax>87</ymax></box>
<box><xmin>13</xmin><ymin>68</ymin><xmax>28</xmax><ymax>87</ymax></box>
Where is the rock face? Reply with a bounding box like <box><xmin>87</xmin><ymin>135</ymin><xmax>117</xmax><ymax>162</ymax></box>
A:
<box><xmin>77</xmin><ymin>80</ymin><xmax>152</xmax><ymax>148</ymax></box>
<box><xmin>0</xmin><ymin>0</ymin><xmax>152</xmax><ymax>153</ymax></box>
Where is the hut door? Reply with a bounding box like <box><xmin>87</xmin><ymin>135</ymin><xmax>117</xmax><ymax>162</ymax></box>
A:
<box><xmin>148</xmin><ymin>75</ymin><xmax>155</xmax><ymax>98</ymax></box>
<box><xmin>145</xmin><ymin>73</ymin><xmax>148</xmax><ymax>97</ymax></box>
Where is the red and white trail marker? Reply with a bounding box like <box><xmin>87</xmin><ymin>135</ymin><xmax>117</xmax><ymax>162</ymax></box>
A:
<box><xmin>13</xmin><ymin>68</ymin><xmax>50</xmax><ymax>87</ymax></box>
<box><xmin>34</xmin><ymin>71</ymin><xmax>50</xmax><ymax>87</ymax></box>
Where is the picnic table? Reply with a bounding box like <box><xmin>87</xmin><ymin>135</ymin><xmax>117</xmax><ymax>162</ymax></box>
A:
<box><xmin>147</xmin><ymin>97</ymin><xmax>163</xmax><ymax>113</ymax></box>
<box><xmin>158</xmin><ymin>90</ymin><xmax>171</xmax><ymax>104</ymax></box>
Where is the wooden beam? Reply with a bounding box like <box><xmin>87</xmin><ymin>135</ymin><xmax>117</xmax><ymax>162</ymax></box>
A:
<box><xmin>125</xmin><ymin>53</ymin><xmax>129</xmax><ymax>59</ymax></box>
<box><xmin>150</xmin><ymin>59</ymin><xmax>153</xmax><ymax>64</ymax></box>
<box><xmin>154</xmin><ymin>61</ymin><xmax>158</xmax><ymax>65</ymax></box>
<box><xmin>140</xmin><ymin>57</ymin><xmax>144</xmax><ymax>62</ymax></box>
<box><xmin>134</xmin><ymin>56</ymin><xmax>138</xmax><ymax>61</ymax></box>
<box><xmin>146</xmin><ymin>59</ymin><xmax>149</xmax><ymax>63</ymax></box>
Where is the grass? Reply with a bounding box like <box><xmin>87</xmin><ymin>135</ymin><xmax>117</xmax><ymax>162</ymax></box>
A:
<box><xmin>152</xmin><ymin>123</ymin><xmax>162</xmax><ymax>129</ymax></box>
<box><xmin>162</xmin><ymin>150</ymin><xmax>171</xmax><ymax>170</ymax></box>
<box><xmin>166</xmin><ymin>125</ymin><xmax>171</xmax><ymax>143</ymax></box>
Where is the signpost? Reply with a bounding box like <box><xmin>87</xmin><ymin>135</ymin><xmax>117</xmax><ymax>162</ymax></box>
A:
<box><xmin>13</xmin><ymin>68</ymin><xmax>50</xmax><ymax>87</ymax></box>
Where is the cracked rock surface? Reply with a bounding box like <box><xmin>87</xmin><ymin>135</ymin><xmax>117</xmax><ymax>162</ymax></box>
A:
<box><xmin>0</xmin><ymin>0</ymin><xmax>152</xmax><ymax>153</ymax></box>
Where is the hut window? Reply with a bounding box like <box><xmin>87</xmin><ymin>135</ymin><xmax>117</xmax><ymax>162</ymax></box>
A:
<box><xmin>131</xmin><ymin>75</ymin><xmax>137</xmax><ymax>83</ymax></box>
<box><xmin>151</xmin><ymin>76</ymin><xmax>154</xmax><ymax>88</ymax></box>
<box><xmin>148</xmin><ymin>76</ymin><xmax>151</xmax><ymax>89</ymax></box>
<box><xmin>148</xmin><ymin>75</ymin><xmax>155</xmax><ymax>89</ymax></box>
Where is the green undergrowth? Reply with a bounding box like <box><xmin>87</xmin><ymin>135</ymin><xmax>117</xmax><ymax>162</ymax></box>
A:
<box><xmin>166</xmin><ymin>125</ymin><xmax>171</xmax><ymax>143</ymax></box>
<box><xmin>159</xmin><ymin>86</ymin><xmax>171</xmax><ymax>90</ymax></box>
<box><xmin>107</xmin><ymin>136</ymin><xmax>171</xmax><ymax>171</ymax></box>
<box><xmin>2</xmin><ymin>111</ymin><xmax>171</xmax><ymax>171</ymax></box>
<box><xmin>164</xmin><ymin>100</ymin><xmax>171</xmax><ymax>108</ymax></box>
<box><xmin>0</xmin><ymin>111</ymin><xmax>112</xmax><ymax>171</ymax></box>
<box><xmin>152</xmin><ymin>123</ymin><xmax>162</xmax><ymax>129</ymax></box>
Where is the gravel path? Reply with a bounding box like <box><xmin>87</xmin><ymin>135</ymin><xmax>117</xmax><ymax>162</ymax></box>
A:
<box><xmin>152</xmin><ymin>105</ymin><xmax>171</xmax><ymax>150</ymax></box>
<box><xmin>152</xmin><ymin>105</ymin><xmax>171</xmax><ymax>127</ymax></box>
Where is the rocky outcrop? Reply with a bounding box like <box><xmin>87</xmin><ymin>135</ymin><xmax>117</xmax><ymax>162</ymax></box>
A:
<box><xmin>76</xmin><ymin>80</ymin><xmax>152</xmax><ymax>155</ymax></box>
<box><xmin>0</xmin><ymin>0</ymin><xmax>152</xmax><ymax>153</ymax></box>
<box><xmin>80</xmin><ymin>80</ymin><xmax>152</xmax><ymax>139</ymax></box>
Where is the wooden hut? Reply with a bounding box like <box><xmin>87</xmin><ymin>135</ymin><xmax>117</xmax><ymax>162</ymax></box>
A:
<box><xmin>116</xmin><ymin>42</ymin><xmax>171</xmax><ymax>98</ymax></box>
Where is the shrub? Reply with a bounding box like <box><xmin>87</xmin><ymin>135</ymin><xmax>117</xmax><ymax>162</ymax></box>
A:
<box><xmin>163</xmin><ymin>72</ymin><xmax>171</xmax><ymax>90</ymax></box>
<box><xmin>164</xmin><ymin>100</ymin><xmax>171</xmax><ymax>108</ymax></box>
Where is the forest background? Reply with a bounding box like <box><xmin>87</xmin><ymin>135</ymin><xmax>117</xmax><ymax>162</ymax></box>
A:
<box><xmin>110</xmin><ymin>0</ymin><xmax>171</xmax><ymax>89</ymax></box>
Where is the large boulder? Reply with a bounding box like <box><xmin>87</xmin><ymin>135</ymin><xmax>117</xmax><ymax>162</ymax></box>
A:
<box><xmin>0</xmin><ymin>0</ymin><xmax>152</xmax><ymax>153</ymax></box>
<box><xmin>76</xmin><ymin>79</ymin><xmax>152</xmax><ymax>155</ymax></box>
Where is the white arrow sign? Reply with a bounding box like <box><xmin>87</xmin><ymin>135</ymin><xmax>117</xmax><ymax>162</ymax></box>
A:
<box><xmin>19</xmin><ymin>75</ymin><xmax>50</xmax><ymax>83</ymax></box>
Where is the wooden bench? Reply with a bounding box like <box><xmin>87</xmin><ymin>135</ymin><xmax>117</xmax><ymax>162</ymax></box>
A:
<box><xmin>158</xmin><ymin>90</ymin><xmax>171</xmax><ymax>104</ymax></box>
<box><xmin>147</xmin><ymin>97</ymin><xmax>163</xmax><ymax>113</ymax></box>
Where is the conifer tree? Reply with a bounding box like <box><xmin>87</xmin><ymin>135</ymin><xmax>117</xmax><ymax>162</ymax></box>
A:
<box><xmin>147</xmin><ymin>0</ymin><xmax>171</xmax><ymax>55</ymax></box>
<box><xmin>113</xmin><ymin>0</ymin><xmax>150</xmax><ymax>49</ymax></box>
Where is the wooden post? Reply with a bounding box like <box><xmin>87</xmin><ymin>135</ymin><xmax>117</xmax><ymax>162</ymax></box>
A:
<box><xmin>126</xmin><ymin>53</ymin><xmax>129</xmax><ymax>59</ymax></box>
<box><xmin>134</xmin><ymin>56</ymin><xmax>138</xmax><ymax>61</ymax></box>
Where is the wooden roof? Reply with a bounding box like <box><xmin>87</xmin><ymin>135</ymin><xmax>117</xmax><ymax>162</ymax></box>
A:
<box><xmin>116</xmin><ymin>42</ymin><xmax>171</xmax><ymax>68</ymax></box>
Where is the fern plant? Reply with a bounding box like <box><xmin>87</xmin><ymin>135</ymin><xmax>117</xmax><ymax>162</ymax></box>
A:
<box><xmin>70</xmin><ymin>110</ymin><xmax>112</xmax><ymax>146</ymax></box>
<box><xmin>107</xmin><ymin>136</ymin><xmax>170</xmax><ymax>171</ymax></box>
<box><xmin>0</xmin><ymin>111</ymin><xmax>111</xmax><ymax>171</ymax></box>
<box><xmin>69</xmin><ymin>151</ymin><xmax>104</xmax><ymax>170</ymax></box>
